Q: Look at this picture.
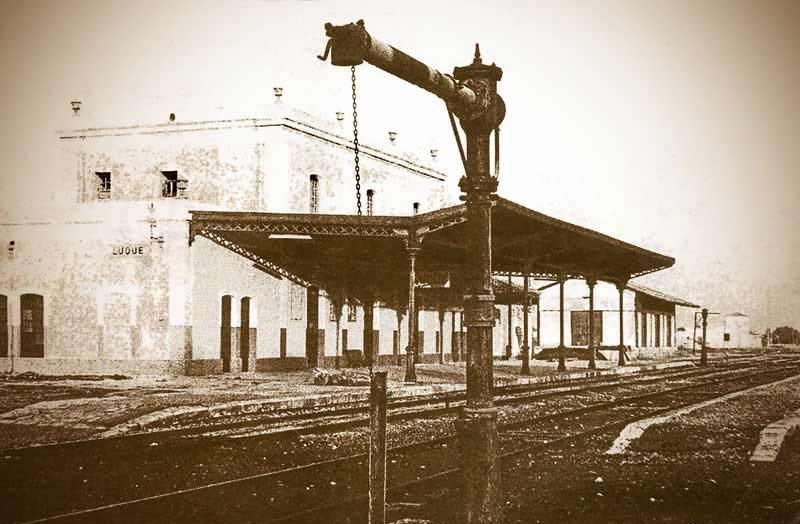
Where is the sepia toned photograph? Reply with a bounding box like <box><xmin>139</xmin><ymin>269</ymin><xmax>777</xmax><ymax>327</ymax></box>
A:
<box><xmin>1</xmin><ymin>1</ymin><xmax>799</xmax><ymax>523</ymax></box>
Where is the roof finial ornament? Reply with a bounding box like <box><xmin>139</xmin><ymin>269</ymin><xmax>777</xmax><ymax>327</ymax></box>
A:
<box><xmin>473</xmin><ymin>43</ymin><xmax>482</xmax><ymax>64</ymax></box>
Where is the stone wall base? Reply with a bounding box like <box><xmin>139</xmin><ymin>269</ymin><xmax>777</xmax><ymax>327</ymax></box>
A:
<box><xmin>0</xmin><ymin>357</ymin><xmax>187</xmax><ymax>376</ymax></box>
<box><xmin>254</xmin><ymin>357</ymin><xmax>307</xmax><ymax>372</ymax></box>
<box><xmin>185</xmin><ymin>359</ymin><xmax>223</xmax><ymax>376</ymax></box>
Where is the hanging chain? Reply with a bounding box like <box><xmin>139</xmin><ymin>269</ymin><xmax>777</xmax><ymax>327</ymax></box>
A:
<box><xmin>351</xmin><ymin>66</ymin><xmax>362</xmax><ymax>216</ymax></box>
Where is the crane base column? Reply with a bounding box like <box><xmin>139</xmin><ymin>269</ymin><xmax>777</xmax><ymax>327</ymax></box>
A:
<box><xmin>456</xmin><ymin>407</ymin><xmax>501</xmax><ymax>524</ymax></box>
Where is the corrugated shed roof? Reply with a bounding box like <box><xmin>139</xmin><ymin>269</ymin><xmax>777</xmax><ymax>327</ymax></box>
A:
<box><xmin>627</xmin><ymin>281</ymin><xmax>699</xmax><ymax>308</ymax></box>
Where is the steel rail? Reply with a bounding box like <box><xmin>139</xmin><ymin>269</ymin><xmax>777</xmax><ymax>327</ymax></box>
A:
<box><xmin>17</xmin><ymin>361</ymin><xmax>798</xmax><ymax>524</ymax></box>
<box><xmin>269</xmin><ymin>363</ymin><xmax>800</xmax><ymax>523</ymax></box>
<box><xmin>1</xmin><ymin>359</ymin><xmax>774</xmax><ymax>455</ymax></box>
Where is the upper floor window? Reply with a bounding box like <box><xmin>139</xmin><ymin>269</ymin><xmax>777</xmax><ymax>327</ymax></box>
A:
<box><xmin>309</xmin><ymin>175</ymin><xmax>319</xmax><ymax>213</ymax></box>
<box><xmin>162</xmin><ymin>171</ymin><xmax>178</xmax><ymax>198</ymax></box>
<box><xmin>413</xmin><ymin>202</ymin><xmax>420</xmax><ymax>215</ymax></box>
<box><xmin>366</xmin><ymin>189</ymin><xmax>374</xmax><ymax>216</ymax></box>
<box><xmin>95</xmin><ymin>172</ymin><xmax>111</xmax><ymax>199</ymax></box>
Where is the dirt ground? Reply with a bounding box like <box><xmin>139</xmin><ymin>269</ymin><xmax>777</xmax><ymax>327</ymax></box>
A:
<box><xmin>491</xmin><ymin>373</ymin><xmax>800</xmax><ymax>524</ymax></box>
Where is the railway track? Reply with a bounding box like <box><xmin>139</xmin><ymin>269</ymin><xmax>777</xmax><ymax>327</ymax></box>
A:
<box><xmin>0</xmin><ymin>360</ymin><xmax>707</xmax><ymax>453</ymax></box>
<box><xmin>273</xmin><ymin>362</ymin><xmax>800</xmax><ymax>523</ymax></box>
<box><xmin>6</xmin><ymin>355</ymin><xmax>798</xmax><ymax>524</ymax></box>
<box><xmin>8</xmin><ymin>359</ymin><xmax>766</xmax><ymax>458</ymax></box>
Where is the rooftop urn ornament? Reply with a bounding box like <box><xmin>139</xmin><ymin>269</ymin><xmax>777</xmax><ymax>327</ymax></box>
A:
<box><xmin>336</xmin><ymin>111</ymin><xmax>344</xmax><ymax>121</ymax></box>
<box><xmin>430</xmin><ymin>148</ymin><xmax>439</xmax><ymax>160</ymax></box>
<box><xmin>70</xmin><ymin>100</ymin><xmax>81</xmax><ymax>116</ymax></box>
<box><xmin>273</xmin><ymin>87</ymin><xmax>283</xmax><ymax>102</ymax></box>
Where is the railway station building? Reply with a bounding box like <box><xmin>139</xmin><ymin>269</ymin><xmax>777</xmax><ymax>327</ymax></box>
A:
<box><xmin>1</xmin><ymin>100</ymin><xmax>683</xmax><ymax>375</ymax></box>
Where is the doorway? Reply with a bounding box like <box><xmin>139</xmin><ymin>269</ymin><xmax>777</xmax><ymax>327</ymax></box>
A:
<box><xmin>20</xmin><ymin>294</ymin><xmax>44</xmax><ymax>357</ymax></box>
<box><xmin>0</xmin><ymin>295</ymin><xmax>7</xmax><ymax>357</ymax></box>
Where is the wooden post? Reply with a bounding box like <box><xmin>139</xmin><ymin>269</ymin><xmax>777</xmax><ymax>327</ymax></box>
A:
<box><xmin>369</xmin><ymin>371</ymin><xmax>388</xmax><ymax>524</ymax></box>
<box><xmin>700</xmin><ymin>308</ymin><xmax>709</xmax><ymax>366</ymax></box>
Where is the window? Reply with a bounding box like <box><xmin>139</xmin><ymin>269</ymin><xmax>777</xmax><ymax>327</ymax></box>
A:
<box><xmin>329</xmin><ymin>301</ymin><xmax>337</xmax><ymax>322</ymax></box>
<box><xmin>309</xmin><ymin>175</ymin><xmax>319</xmax><ymax>213</ymax></box>
<box><xmin>413</xmin><ymin>202</ymin><xmax>420</xmax><ymax>215</ymax></box>
<box><xmin>347</xmin><ymin>300</ymin><xmax>357</xmax><ymax>322</ymax></box>
<box><xmin>724</xmin><ymin>333</ymin><xmax>731</xmax><ymax>342</ymax></box>
<box><xmin>161</xmin><ymin>171</ymin><xmax>178</xmax><ymax>198</ymax></box>
<box><xmin>366</xmin><ymin>189</ymin><xmax>374</xmax><ymax>216</ymax></box>
<box><xmin>22</xmin><ymin>309</ymin><xmax>33</xmax><ymax>333</ymax></box>
<box><xmin>289</xmin><ymin>286</ymin><xmax>304</xmax><ymax>320</ymax></box>
<box><xmin>95</xmin><ymin>172</ymin><xmax>111</xmax><ymax>199</ymax></box>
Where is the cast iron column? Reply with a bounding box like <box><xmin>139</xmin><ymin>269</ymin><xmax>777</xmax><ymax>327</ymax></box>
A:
<box><xmin>557</xmin><ymin>272</ymin><xmax>567</xmax><ymax>372</ymax></box>
<box><xmin>460</xmin><ymin>311</ymin><xmax>466</xmax><ymax>361</ymax></box>
<box><xmin>505</xmin><ymin>274</ymin><xmax>512</xmax><ymax>359</ymax></box>
<box><xmin>536</xmin><ymin>296</ymin><xmax>541</xmax><ymax>349</ymax></box>
<box><xmin>405</xmin><ymin>247</ymin><xmax>419</xmax><ymax>383</ymax></box>
<box><xmin>451</xmin><ymin>310</ymin><xmax>458</xmax><ymax>362</ymax></box>
<box><xmin>521</xmin><ymin>273</ymin><xmax>530</xmax><ymax>375</ymax></box>
<box><xmin>617</xmin><ymin>280</ymin><xmax>627</xmax><ymax>366</ymax></box>
<box><xmin>587</xmin><ymin>276</ymin><xmax>597</xmax><ymax>370</ymax></box>
<box><xmin>438</xmin><ymin>305</ymin><xmax>446</xmax><ymax>364</ymax></box>
<box><xmin>334</xmin><ymin>289</ymin><xmax>345</xmax><ymax>369</ymax></box>
<box><xmin>700</xmin><ymin>307</ymin><xmax>709</xmax><ymax>366</ymax></box>
<box><xmin>395</xmin><ymin>301</ymin><xmax>405</xmax><ymax>367</ymax></box>
<box><xmin>364</xmin><ymin>294</ymin><xmax>375</xmax><ymax>368</ymax></box>
<box><xmin>454</xmin><ymin>46</ymin><xmax>505</xmax><ymax>524</ymax></box>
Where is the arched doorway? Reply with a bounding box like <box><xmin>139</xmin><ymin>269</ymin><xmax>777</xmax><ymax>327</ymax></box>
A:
<box><xmin>0</xmin><ymin>295</ymin><xmax>8</xmax><ymax>357</ymax></box>
<box><xmin>20</xmin><ymin>294</ymin><xmax>44</xmax><ymax>358</ymax></box>
<box><xmin>240</xmin><ymin>297</ymin><xmax>250</xmax><ymax>372</ymax></box>
<box><xmin>220</xmin><ymin>295</ymin><xmax>232</xmax><ymax>372</ymax></box>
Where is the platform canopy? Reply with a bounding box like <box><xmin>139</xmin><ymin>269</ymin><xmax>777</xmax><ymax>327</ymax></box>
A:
<box><xmin>189</xmin><ymin>196</ymin><xmax>674</xmax><ymax>300</ymax></box>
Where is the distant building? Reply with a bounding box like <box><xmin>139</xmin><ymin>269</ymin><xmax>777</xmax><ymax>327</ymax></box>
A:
<box><xmin>534</xmin><ymin>280</ymin><xmax>697</xmax><ymax>358</ymax></box>
<box><xmin>723</xmin><ymin>312</ymin><xmax>751</xmax><ymax>348</ymax></box>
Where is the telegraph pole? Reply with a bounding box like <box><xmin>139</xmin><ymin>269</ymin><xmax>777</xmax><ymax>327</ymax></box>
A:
<box><xmin>318</xmin><ymin>21</ymin><xmax>505</xmax><ymax>523</ymax></box>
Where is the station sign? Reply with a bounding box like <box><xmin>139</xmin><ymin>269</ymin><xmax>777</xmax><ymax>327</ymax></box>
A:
<box><xmin>110</xmin><ymin>243</ymin><xmax>149</xmax><ymax>257</ymax></box>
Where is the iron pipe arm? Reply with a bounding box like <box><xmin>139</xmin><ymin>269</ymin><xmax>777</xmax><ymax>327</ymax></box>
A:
<box><xmin>319</xmin><ymin>20</ymin><xmax>477</xmax><ymax>111</ymax></box>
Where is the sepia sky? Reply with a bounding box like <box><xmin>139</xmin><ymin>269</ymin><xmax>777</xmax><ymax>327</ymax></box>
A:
<box><xmin>1</xmin><ymin>0</ymin><xmax>798</xmax><ymax>331</ymax></box>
